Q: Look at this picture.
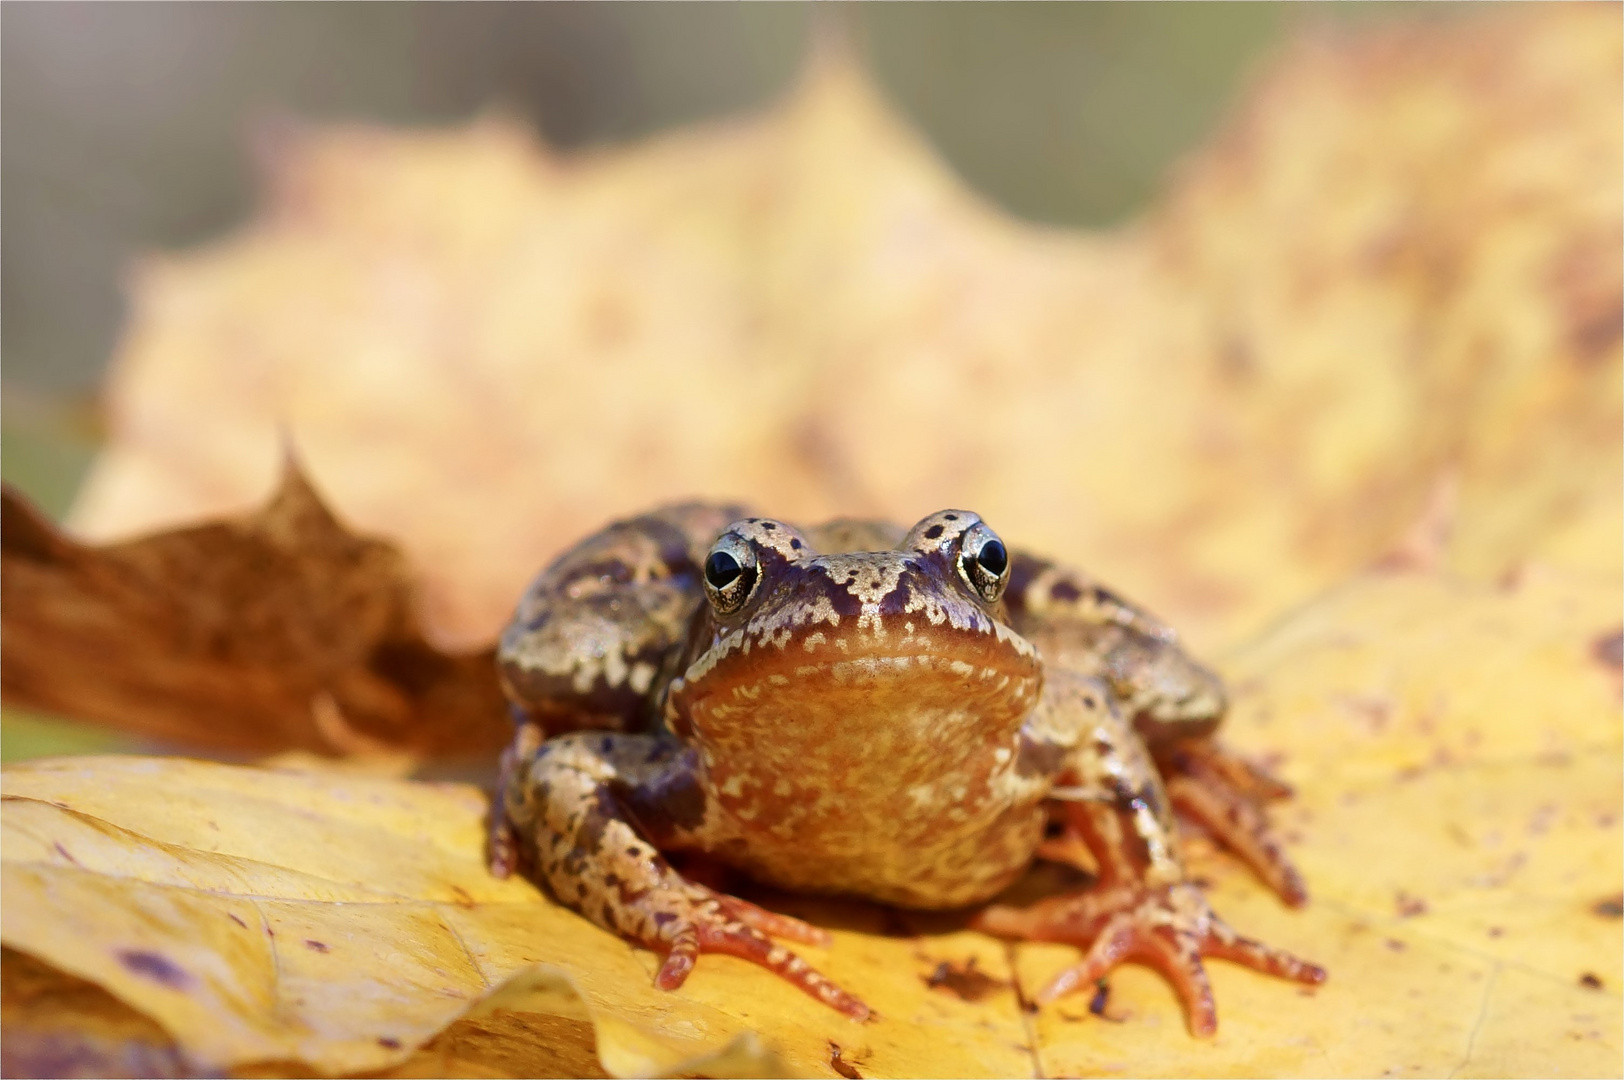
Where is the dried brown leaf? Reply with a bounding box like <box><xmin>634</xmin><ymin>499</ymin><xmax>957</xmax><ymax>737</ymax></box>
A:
<box><xmin>1</xmin><ymin>466</ymin><xmax>506</xmax><ymax>758</ymax></box>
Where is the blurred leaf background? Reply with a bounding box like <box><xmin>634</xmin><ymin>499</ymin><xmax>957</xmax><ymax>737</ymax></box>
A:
<box><xmin>1</xmin><ymin>1</ymin><xmax>1482</xmax><ymax>762</ymax></box>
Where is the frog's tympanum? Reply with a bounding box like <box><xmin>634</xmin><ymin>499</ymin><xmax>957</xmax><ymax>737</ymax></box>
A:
<box><xmin>491</xmin><ymin>505</ymin><xmax>1324</xmax><ymax>1034</ymax></box>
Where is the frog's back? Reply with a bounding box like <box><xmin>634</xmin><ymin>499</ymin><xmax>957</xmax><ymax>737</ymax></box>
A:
<box><xmin>496</xmin><ymin>502</ymin><xmax>746</xmax><ymax>734</ymax></box>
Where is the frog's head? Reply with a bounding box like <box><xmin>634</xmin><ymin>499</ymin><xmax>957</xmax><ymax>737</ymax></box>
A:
<box><xmin>664</xmin><ymin>510</ymin><xmax>1043</xmax><ymax>782</ymax></box>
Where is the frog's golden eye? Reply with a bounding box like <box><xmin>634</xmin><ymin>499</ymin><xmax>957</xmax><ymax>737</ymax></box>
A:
<box><xmin>702</xmin><ymin>533</ymin><xmax>760</xmax><ymax>615</ymax></box>
<box><xmin>958</xmin><ymin>521</ymin><xmax>1010</xmax><ymax>603</ymax></box>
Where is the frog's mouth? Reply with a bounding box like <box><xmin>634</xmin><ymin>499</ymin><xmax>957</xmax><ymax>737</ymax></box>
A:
<box><xmin>675</xmin><ymin>640</ymin><xmax>1043</xmax><ymax>748</ymax></box>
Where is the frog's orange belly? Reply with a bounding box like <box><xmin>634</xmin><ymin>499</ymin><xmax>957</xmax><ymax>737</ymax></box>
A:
<box><xmin>709</xmin><ymin>793</ymin><xmax>1047</xmax><ymax>910</ymax></box>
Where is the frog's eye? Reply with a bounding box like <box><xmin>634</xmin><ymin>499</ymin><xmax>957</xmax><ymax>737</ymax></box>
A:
<box><xmin>702</xmin><ymin>534</ymin><xmax>760</xmax><ymax>615</ymax></box>
<box><xmin>958</xmin><ymin>522</ymin><xmax>1010</xmax><ymax>603</ymax></box>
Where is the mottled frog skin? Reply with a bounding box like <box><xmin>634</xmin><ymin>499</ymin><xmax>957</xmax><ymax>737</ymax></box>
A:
<box><xmin>491</xmin><ymin>504</ymin><xmax>1323</xmax><ymax>1033</ymax></box>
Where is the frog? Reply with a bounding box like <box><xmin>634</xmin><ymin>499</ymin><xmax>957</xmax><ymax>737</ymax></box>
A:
<box><xmin>488</xmin><ymin>503</ymin><xmax>1323</xmax><ymax>1034</ymax></box>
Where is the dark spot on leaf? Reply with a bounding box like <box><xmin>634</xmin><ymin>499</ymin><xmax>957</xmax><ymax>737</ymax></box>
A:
<box><xmin>1384</xmin><ymin>938</ymin><xmax>1407</xmax><ymax>952</ymax></box>
<box><xmin>1580</xmin><ymin>972</ymin><xmax>1604</xmax><ymax>990</ymax></box>
<box><xmin>828</xmin><ymin>1041</ymin><xmax>863</xmax><ymax>1079</ymax></box>
<box><xmin>1396</xmin><ymin>891</ymin><xmax>1429</xmax><ymax>918</ymax></box>
<box><xmin>449</xmin><ymin>885</ymin><xmax>477</xmax><ymax>909</ymax></box>
<box><xmin>116</xmin><ymin>950</ymin><xmax>192</xmax><ymax>990</ymax></box>
<box><xmin>1088</xmin><ymin>980</ymin><xmax>1117</xmax><ymax>1020</ymax></box>
<box><xmin>304</xmin><ymin>939</ymin><xmax>329</xmax><ymax>953</ymax></box>
<box><xmin>228</xmin><ymin>914</ymin><xmax>248</xmax><ymax>929</ymax></box>
<box><xmin>1592</xmin><ymin>894</ymin><xmax>1623</xmax><ymax>918</ymax></box>
<box><xmin>923</xmin><ymin>957</ymin><xmax>1003</xmax><ymax>1002</ymax></box>
<box><xmin>1592</xmin><ymin>629</ymin><xmax>1623</xmax><ymax>670</ymax></box>
<box><xmin>52</xmin><ymin>842</ymin><xmax>80</xmax><ymax>866</ymax></box>
<box><xmin>377</xmin><ymin>1036</ymin><xmax>401</xmax><ymax>1050</ymax></box>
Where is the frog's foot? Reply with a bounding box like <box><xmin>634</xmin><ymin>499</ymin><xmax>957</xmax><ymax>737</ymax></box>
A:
<box><xmin>641</xmin><ymin>885</ymin><xmax>870</xmax><ymax>1020</ymax></box>
<box><xmin>975</xmin><ymin>882</ymin><xmax>1324</xmax><ymax>1037</ymax></box>
<box><xmin>1160</xmin><ymin>738</ymin><xmax>1308</xmax><ymax>907</ymax></box>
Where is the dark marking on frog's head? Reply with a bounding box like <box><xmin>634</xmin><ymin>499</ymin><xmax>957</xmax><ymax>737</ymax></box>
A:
<box><xmin>1050</xmin><ymin>579</ymin><xmax>1084</xmax><ymax>604</ymax></box>
<box><xmin>667</xmin><ymin>512</ymin><xmax>1042</xmax><ymax>757</ymax></box>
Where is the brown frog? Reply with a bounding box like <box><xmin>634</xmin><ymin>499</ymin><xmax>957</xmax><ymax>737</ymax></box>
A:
<box><xmin>489</xmin><ymin>504</ymin><xmax>1322</xmax><ymax>1033</ymax></box>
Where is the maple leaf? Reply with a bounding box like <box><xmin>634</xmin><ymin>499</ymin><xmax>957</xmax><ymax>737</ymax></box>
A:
<box><xmin>1</xmin><ymin>6</ymin><xmax>1619</xmax><ymax>1077</ymax></box>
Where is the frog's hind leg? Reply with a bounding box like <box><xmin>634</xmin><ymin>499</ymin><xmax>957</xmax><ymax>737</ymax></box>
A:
<box><xmin>1160</xmin><ymin>738</ymin><xmax>1308</xmax><ymax>907</ymax></box>
<box><xmin>977</xmin><ymin>673</ymin><xmax>1322</xmax><ymax>1037</ymax></box>
<box><xmin>505</xmin><ymin>731</ymin><xmax>869</xmax><ymax>1020</ymax></box>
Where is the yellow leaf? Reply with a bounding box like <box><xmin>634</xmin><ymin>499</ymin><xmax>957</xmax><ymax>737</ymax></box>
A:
<box><xmin>63</xmin><ymin>6</ymin><xmax>1618</xmax><ymax>656</ymax></box>
<box><xmin>4</xmin><ymin>565</ymin><xmax>1618</xmax><ymax>1076</ymax></box>
<box><xmin>3</xmin><ymin>5</ymin><xmax>1620</xmax><ymax>1077</ymax></box>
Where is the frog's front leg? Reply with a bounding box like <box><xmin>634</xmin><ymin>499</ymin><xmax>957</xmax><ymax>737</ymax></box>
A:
<box><xmin>503</xmin><ymin>731</ymin><xmax>869</xmax><ymax>1020</ymax></box>
<box><xmin>977</xmin><ymin>673</ymin><xmax>1323</xmax><ymax>1037</ymax></box>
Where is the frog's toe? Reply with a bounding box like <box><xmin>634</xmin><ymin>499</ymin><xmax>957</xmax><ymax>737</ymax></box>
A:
<box><xmin>1168</xmin><ymin>771</ymin><xmax>1308</xmax><ymax>907</ymax></box>
<box><xmin>981</xmin><ymin>884</ymin><xmax>1323</xmax><ymax>1037</ymax></box>
<box><xmin>1037</xmin><ymin>907</ymin><xmax>1221</xmax><ymax>1036</ymax></box>
<box><xmin>653</xmin><ymin>905</ymin><xmax>869</xmax><ymax>1020</ymax></box>
<box><xmin>714</xmin><ymin>894</ymin><xmax>833</xmax><ymax>947</ymax></box>
<box><xmin>1163</xmin><ymin>740</ymin><xmax>1308</xmax><ymax>907</ymax></box>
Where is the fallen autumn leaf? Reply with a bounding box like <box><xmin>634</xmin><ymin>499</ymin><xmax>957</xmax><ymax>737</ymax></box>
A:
<box><xmin>2</xmin><ymin>5</ymin><xmax>1619</xmax><ymax>1077</ymax></box>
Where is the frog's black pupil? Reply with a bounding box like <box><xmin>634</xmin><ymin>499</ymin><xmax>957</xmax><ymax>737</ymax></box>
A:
<box><xmin>977</xmin><ymin>539</ymin><xmax>1008</xmax><ymax>577</ymax></box>
<box><xmin>705</xmin><ymin>550</ymin><xmax>742</xmax><ymax>589</ymax></box>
